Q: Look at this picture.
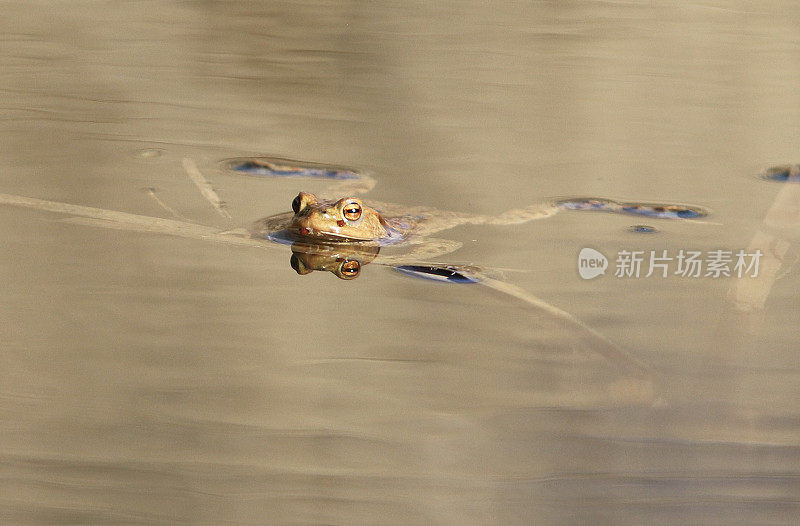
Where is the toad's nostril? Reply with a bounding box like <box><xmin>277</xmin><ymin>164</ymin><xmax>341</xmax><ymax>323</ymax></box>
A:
<box><xmin>337</xmin><ymin>220</ymin><xmax>345</xmax><ymax>227</ymax></box>
<box><xmin>299</xmin><ymin>227</ymin><xmax>311</xmax><ymax>236</ymax></box>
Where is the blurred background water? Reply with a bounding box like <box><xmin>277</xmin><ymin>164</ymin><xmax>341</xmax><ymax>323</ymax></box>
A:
<box><xmin>1</xmin><ymin>1</ymin><xmax>799</xmax><ymax>524</ymax></box>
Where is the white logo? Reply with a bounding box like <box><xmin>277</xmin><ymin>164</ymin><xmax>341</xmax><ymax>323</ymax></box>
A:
<box><xmin>578</xmin><ymin>248</ymin><xmax>608</xmax><ymax>279</ymax></box>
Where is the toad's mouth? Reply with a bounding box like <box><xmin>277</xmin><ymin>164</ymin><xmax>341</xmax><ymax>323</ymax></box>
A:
<box><xmin>291</xmin><ymin>226</ymin><xmax>373</xmax><ymax>242</ymax></box>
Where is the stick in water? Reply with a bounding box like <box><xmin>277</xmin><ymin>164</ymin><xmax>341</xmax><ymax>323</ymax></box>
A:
<box><xmin>144</xmin><ymin>187</ymin><xmax>192</xmax><ymax>222</ymax></box>
<box><xmin>182</xmin><ymin>157</ymin><xmax>231</xmax><ymax>219</ymax></box>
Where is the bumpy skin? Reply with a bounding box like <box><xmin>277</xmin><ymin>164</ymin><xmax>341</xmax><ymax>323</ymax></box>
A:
<box><xmin>288</xmin><ymin>192</ymin><xmax>390</xmax><ymax>241</ymax></box>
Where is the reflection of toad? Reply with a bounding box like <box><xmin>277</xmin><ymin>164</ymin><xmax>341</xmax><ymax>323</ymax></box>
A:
<box><xmin>289</xmin><ymin>241</ymin><xmax>380</xmax><ymax>280</ymax></box>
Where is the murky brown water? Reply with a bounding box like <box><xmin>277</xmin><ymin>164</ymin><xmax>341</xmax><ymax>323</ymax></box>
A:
<box><xmin>1</xmin><ymin>1</ymin><xmax>799</xmax><ymax>524</ymax></box>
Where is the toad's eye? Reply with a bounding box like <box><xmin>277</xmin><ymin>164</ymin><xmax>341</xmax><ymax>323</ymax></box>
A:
<box><xmin>291</xmin><ymin>195</ymin><xmax>302</xmax><ymax>214</ymax></box>
<box><xmin>342</xmin><ymin>202</ymin><xmax>362</xmax><ymax>221</ymax></box>
<box><xmin>340</xmin><ymin>258</ymin><xmax>361</xmax><ymax>279</ymax></box>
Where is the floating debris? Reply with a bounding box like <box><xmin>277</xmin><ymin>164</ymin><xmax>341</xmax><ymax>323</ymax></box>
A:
<box><xmin>394</xmin><ymin>265</ymin><xmax>480</xmax><ymax>284</ymax></box>
<box><xmin>133</xmin><ymin>148</ymin><xmax>164</xmax><ymax>158</ymax></box>
<box><xmin>556</xmin><ymin>197</ymin><xmax>616</xmax><ymax>211</ymax></box>
<box><xmin>760</xmin><ymin>164</ymin><xmax>800</xmax><ymax>183</ymax></box>
<box><xmin>557</xmin><ymin>198</ymin><xmax>706</xmax><ymax>219</ymax></box>
<box><xmin>223</xmin><ymin>157</ymin><xmax>360</xmax><ymax>180</ymax></box>
<box><xmin>619</xmin><ymin>203</ymin><xmax>705</xmax><ymax>219</ymax></box>
<box><xmin>141</xmin><ymin>187</ymin><xmax>191</xmax><ymax>222</ymax></box>
<box><xmin>182</xmin><ymin>158</ymin><xmax>231</xmax><ymax>219</ymax></box>
<box><xmin>629</xmin><ymin>224</ymin><xmax>658</xmax><ymax>233</ymax></box>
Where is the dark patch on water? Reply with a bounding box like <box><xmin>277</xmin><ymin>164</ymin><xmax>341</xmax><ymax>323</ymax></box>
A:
<box><xmin>619</xmin><ymin>203</ymin><xmax>705</xmax><ymax>219</ymax></box>
<box><xmin>629</xmin><ymin>224</ymin><xmax>658</xmax><ymax>233</ymax></box>
<box><xmin>557</xmin><ymin>198</ymin><xmax>707</xmax><ymax>220</ymax></box>
<box><xmin>222</xmin><ymin>156</ymin><xmax>359</xmax><ymax>180</ymax></box>
<box><xmin>556</xmin><ymin>197</ymin><xmax>616</xmax><ymax>211</ymax></box>
<box><xmin>760</xmin><ymin>164</ymin><xmax>800</xmax><ymax>183</ymax></box>
<box><xmin>394</xmin><ymin>265</ymin><xmax>479</xmax><ymax>284</ymax></box>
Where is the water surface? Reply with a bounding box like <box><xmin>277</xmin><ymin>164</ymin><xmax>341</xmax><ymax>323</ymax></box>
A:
<box><xmin>1</xmin><ymin>1</ymin><xmax>799</xmax><ymax>524</ymax></box>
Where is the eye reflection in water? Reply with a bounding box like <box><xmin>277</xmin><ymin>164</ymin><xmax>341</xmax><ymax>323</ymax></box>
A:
<box><xmin>287</xmin><ymin>240</ymin><xmax>484</xmax><ymax>283</ymax></box>
<box><xmin>288</xmin><ymin>240</ymin><xmax>380</xmax><ymax>280</ymax></box>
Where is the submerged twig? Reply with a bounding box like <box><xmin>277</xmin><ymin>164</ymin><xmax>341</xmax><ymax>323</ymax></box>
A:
<box><xmin>182</xmin><ymin>157</ymin><xmax>231</xmax><ymax>219</ymax></box>
<box><xmin>479</xmin><ymin>276</ymin><xmax>655</xmax><ymax>379</ymax></box>
<box><xmin>144</xmin><ymin>187</ymin><xmax>192</xmax><ymax>222</ymax></box>
<box><xmin>0</xmin><ymin>192</ymin><xmax>262</xmax><ymax>248</ymax></box>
